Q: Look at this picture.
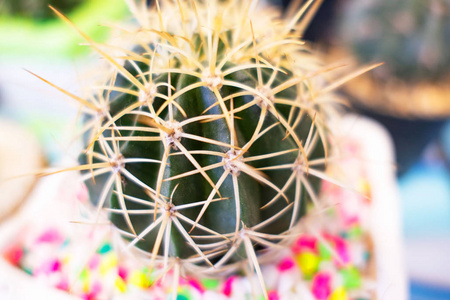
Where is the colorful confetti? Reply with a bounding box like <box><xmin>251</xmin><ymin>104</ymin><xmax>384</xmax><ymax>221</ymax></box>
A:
<box><xmin>1</xmin><ymin>137</ymin><xmax>376</xmax><ymax>299</ymax></box>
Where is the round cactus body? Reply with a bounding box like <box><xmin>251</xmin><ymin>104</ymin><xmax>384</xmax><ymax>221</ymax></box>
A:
<box><xmin>85</xmin><ymin>65</ymin><xmax>318</xmax><ymax>262</ymax></box>
<box><xmin>69</xmin><ymin>0</ymin><xmax>338</xmax><ymax>273</ymax></box>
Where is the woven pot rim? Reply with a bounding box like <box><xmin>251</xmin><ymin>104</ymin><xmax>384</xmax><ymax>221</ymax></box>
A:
<box><xmin>344</xmin><ymin>71</ymin><xmax>450</xmax><ymax>120</ymax></box>
<box><xmin>327</xmin><ymin>48</ymin><xmax>450</xmax><ymax>120</ymax></box>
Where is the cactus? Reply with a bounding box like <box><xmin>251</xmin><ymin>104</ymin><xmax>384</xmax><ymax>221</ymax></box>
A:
<box><xmin>338</xmin><ymin>0</ymin><xmax>450</xmax><ymax>82</ymax></box>
<box><xmin>31</xmin><ymin>0</ymin><xmax>376</xmax><ymax>297</ymax></box>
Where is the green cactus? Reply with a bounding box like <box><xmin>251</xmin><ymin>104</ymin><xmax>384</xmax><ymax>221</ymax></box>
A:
<box><xmin>338</xmin><ymin>0</ymin><xmax>450</xmax><ymax>82</ymax></box>
<box><xmin>34</xmin><ymin>1</ymin><xmax>361</xmax><ymax>293</ymax></box>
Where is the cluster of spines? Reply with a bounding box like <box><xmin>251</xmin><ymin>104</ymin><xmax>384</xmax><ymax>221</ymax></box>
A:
<box><xmin>32</xmin><ymin>1</ymin><xmax>379</xmax><ymax>298</ymax></box>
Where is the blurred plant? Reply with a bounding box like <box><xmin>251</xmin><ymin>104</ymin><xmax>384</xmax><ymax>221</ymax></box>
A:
<box><xmin>335</xmin><ymin>0</ymin><xmax>450</xmax><ymax>174</ymax></box>
<box><xmin>1</xmin><ymin>0</ymin><xmax>84</xmax><ymax>21</ymax></box>
<box><xmin>338</xmin><ymin>0</ymin><xmax>450</xmax><ymax>83</ymax></box>
<box><xmin>0</xmin><ymin>0</ymin><xmax>127</xmax><ymax>57</ymax></box>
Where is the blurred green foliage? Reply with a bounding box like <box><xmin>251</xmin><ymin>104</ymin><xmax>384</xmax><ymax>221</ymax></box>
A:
<box><xmin>1</xmin><ymin>0</ymin><xmax>84</xmax><ymax>21</ymax></box>
<box><xmin>0</xmin><ymin>0</ymin><xmax>127</xmax><ymax>57</ymax></box>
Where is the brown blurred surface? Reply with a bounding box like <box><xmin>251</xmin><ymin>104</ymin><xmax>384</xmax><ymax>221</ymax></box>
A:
<box><xmin>0</xmin><ymin>118</ymin><xmax>45</xmax><ymax>221</ymax></box>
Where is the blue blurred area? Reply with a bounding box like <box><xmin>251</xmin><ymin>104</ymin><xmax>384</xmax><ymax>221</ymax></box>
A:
<box><xmin>399</xmin><ymin>122</ymin><xmax>450</xmax><ymax>298</ymax></box>
<box><xmin>441</xmin><ymin>122</ymin><xmax>450</xmax><ymax>167</ymax></box>
<box><xmin>410</xmin><ymin>281</ymin><xmax>450</xmax><ymax>300</ymax></box>
<box><xmin>400</xmin><ymin>156</ymin><xmax>450</xmax><ymax>236</ymax></box>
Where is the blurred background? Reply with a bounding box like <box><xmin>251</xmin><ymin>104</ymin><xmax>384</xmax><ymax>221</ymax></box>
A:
<box><xmin>0</xmin><ymin>0</ymin><xmax>449</xmax><ymax>299</ymax></box>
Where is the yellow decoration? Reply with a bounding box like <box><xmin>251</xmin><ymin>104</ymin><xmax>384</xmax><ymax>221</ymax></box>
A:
<box><xmin>357</xmin><ymin>178</ymin><xmax>371</xmax><ymax>198</ymax></box>
<box><xmin>330</xmin><ymin>287</ymin><xmax>348</xmax><ymax>300</ymax></box>
<box><xmin>115</xmin><ymin>277</ymin><xmax>127</xmax><ymax>293</ymax></box>
<box><xmin>79</xmin><ymin>268</ymin><xmax>90</xmax><ymax>293</ymax></box>
<box><xmin>100</xmin><ymin>253</ymin><xmax>118</xmax><ymax>275</ymax></box>
<box><xmin>129</xmin><ymin>270</ymin><xmax>151</xmax><ymax>288</ymax></box>
<box><xmin>296</xmin><ymin>252</ymin><xmax>320</xmax><ymax>277</ymax></box>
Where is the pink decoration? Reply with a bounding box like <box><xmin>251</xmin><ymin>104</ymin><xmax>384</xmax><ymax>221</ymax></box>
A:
<box><xmin>312</xmin><ymin>272</ymin><xmax>331</xmax><ymax>300</ymax></box>
<box><xmin>88</xmin><ymin>254</ymin><xmax>100</xmax><ymax>270</ymax></box>
<box><xmin>222</xmin><ymin>276</ymin><xmax>236</xmax><ymax>297</ymax></box>
<box><xmin>3</xmin><ymin>244</ymin><xmax>23</xmax><ymax>266</ymax></box>
<box><xmin>268</xmin><ymin>290</ymin><xmax>280</xmax><ymax>300</ymax></box>
<box><xmin>320</xmin><ymin>179</ymin><xmax>333</xmax><ymax>193</ymax></box>
<box><xmin>346</xmin><ymin>217</ymin><xmax>360</xmax><ymax>227</ymax></box>
<box><xmin>81</xmin><ymin>293</ymin><xmax>95</xmax><ymax>300</ymax></box>
<box><xmin>188</xmin><ymin>278</ymin><xmax>205</xmax><ymax>293</ymax></box>
<box><xmin>50</xmin><ymin>259</ymin><xmax>61</xmax><ymax>272</ymax></box>
<box><xmin>118</xmin><ymin>266</ymin><xmax>128</xmax><ymax>281</ymax></box>
<box><xmin>334</xmin><ymin>237</ymin><xmax>350</xmax><ymax>266</ymax></box>
<box><xmin>35</xmin><ymin>228</ymin><xmax>64</xmax><ymax>245</ymax></box>
<box><xmin>35</xmin><ymin>259</ymin><xmax>61</xmax><ymax>275</ymax></box>
<box><xmin>292</xmin><ymin>235</ymin><xmax>317</xmax><ymax>254</ymax></box>
<box><xmin>324</xmin><ymin>234</ymin><xmax>351</xmax><ymax>267</ymax></box>
<box><xmin>179</xmin><ymin>277</ymin><xmax>188</xmax><ymax>285</ymax></box>
<box><xmin>76</xmin><ymin>183</ymin><xmax>89</xmax><ymax>203</ymax></box>
<box><xmin>91</xmin><ymin>280</ymin><xmax>102</xmax><ymax>295</ymax></box>
<box><xmin>277</xmin><ymin>257</ymin><xmax>295</xmax><ymax>272</ymax></box>
<box><xmin>56</xmin><ymin>276</ymin><xmax>69</xmax><ymax>291</ymax></box>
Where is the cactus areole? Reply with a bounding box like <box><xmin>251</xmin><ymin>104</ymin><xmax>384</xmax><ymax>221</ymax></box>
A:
<box><xmin>78</xmin><ymin>0</ymin><xmax>332</xmax><ymax>271</ymax></box>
